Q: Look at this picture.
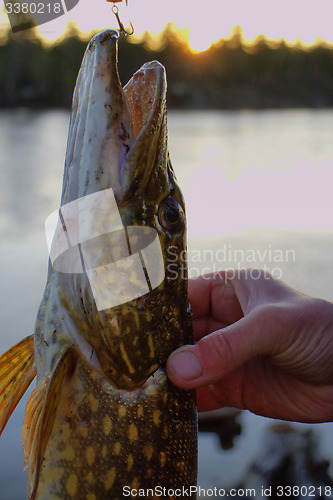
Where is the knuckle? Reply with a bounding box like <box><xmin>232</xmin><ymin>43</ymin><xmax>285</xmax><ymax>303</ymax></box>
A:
<box><xmin>208</xmin><ymin>329</ymin><xmax>236</xmax><ymax>369</ymax></box>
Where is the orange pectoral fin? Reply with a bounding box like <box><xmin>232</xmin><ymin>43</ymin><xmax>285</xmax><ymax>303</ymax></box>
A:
<box><xmin>22</xmin><ymin>346</ymin><xmax>78</xmax><ymax>500</ymax></box>
<box><xmin>0</xmin><ymin>335</ymin><xmax>37</xmax><ymax>435</ymax></box>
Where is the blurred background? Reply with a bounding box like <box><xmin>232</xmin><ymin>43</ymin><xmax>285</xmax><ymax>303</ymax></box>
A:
<box><xmin>0</xmin><ymin>0</ymin><xmax>333</xmax><ymax>498</ymax></box>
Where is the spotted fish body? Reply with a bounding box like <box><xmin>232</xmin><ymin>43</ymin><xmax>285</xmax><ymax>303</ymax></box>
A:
<box><xmin>0</xmin><ymin>30</ymin><xmax>197</xmax><ymax>499</ymax></box>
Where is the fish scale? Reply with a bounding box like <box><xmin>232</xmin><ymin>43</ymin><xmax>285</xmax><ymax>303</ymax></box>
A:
<box><xmin>36</xmin><ymin>358</ymin><xmax>197</xmax><ymax>499</ymax></box>
<box><xmin>0</xmin><ymin>29</ymin><xmax>198</xmax><ymax>499</ymax></box>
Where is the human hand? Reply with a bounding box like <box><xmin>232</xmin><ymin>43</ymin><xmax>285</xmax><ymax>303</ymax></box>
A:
<box><xmin>166</xmin><ymin>270</ymin><xmax>333</xmax><ymax>423</ymax></box>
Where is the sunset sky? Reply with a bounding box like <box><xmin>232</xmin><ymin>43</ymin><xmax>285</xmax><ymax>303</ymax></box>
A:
<box><xmin>1</xmin><ymin>0</ymin><xmax>333</xmax><ymax>50</ymax></box>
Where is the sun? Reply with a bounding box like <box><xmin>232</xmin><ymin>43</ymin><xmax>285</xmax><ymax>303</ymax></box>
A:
<box><xmin>177</xmin><ymin>23</ymin><xmax>223</xmax><ymax>54</ymax></box>
<box><xmin>188</xmin><ymin>32</ymin><xmax>213</xmax><ymax>53</ymax></box>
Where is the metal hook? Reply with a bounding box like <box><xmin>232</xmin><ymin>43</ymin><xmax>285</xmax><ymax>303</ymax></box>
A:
<box><xmin>109</xmin><ymin>2</ymin><xmax>134</xmax><ymax>36</ymax></box>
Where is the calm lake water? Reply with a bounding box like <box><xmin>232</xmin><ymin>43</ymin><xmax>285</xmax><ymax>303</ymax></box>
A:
<box><xmin>0</xmin><ymin>109</ymin><xmax>333</xmax><ymax>498</ymax></box>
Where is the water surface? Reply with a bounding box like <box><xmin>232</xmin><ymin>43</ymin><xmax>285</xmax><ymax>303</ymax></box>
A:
<box><xmin>0</xmin><ymin>109</ymin><xmax>332</xmax><ymax>498</ymax></box>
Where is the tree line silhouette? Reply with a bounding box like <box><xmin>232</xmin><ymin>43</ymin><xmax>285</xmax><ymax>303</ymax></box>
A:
<box><xmin>1</xmin><ymin>23</ymin><xmax>333</xmax><ymax>108</ymax></box>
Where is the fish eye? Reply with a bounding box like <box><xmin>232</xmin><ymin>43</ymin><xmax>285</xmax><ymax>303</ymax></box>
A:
<box><xmin>159</xmin><ymin>196</ymin><xmax>185</xmax><ymax>233</ymax></box>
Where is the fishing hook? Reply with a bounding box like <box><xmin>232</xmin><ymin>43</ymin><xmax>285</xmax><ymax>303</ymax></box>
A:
<box><xmin>107</xmin><ymin>0</ymin><xmax>134</xmax><ymax>36</ymax></box>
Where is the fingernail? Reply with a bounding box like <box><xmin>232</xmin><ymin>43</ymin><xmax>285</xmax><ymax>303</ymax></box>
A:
<box><xmin>170</xmin><ymin>349</ymin><xmax>203</xmax><ymax>381</ymax></box>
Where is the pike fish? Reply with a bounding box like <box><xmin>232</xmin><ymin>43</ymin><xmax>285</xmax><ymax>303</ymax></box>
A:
<box><xmin>0</xmin><ymin>29</ymin><xmax>197</xmax><ymax>499</ymax></box>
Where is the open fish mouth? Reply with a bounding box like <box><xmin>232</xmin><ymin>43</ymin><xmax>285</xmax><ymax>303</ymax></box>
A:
<box><xmin>61</xmin><ymin>28</ymin><xmax>167</xmax><ymax>205</ymax></box>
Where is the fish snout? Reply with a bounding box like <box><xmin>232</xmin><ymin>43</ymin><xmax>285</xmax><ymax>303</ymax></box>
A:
<box><xmin>88</xmin><ymin>29</ymin><xmax>120</xmax><ymax>50</ymax></box>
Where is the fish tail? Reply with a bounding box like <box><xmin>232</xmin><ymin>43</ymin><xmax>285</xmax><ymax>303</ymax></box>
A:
<box><xmin>0</xmin><ymin>335</ymin><xmax>36</xmax><ymax>435</ymax></box>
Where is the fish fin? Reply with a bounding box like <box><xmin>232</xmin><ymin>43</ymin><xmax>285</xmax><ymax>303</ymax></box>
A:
<box><xmin>0</xmin><ymin>335</ymin><xmax>36</xmax><ymax>435</ymax></box>
<box><xmin>22</xmin><ymin>346</ymin><xmax>78</xmax><ymax>500</ymax></box>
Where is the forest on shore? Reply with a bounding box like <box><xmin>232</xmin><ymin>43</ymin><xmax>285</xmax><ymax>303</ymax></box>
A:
<box><xmin>1</xmin><ymin>23</ymin><xmax>333</xmax><ymax>109</ymax></box>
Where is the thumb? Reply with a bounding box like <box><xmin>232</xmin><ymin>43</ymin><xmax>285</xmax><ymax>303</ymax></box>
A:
<box><xmin>167</xmin><ymin>308</ymin><xmax>277</xmax><ymax>389</ymax></box>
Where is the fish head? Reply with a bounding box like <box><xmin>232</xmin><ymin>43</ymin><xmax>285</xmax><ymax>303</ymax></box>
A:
<box><xmin>50</xmin><ymin>30</ymin><xmax>191</xmax><ymax>389</ymax></box>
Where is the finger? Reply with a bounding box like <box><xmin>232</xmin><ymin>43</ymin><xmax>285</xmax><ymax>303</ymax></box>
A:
<box><xmin>193</xmin><ymin>317</ymin><xmax>229</xmax><ymax>342</ymax></box>
<box><xmin>195</xmin><ymin>385</ymin><xmax>222</xmax><ymax>412</ymax></box>
<box><xmin>189</xmin><ymin>272</ymin><xmax>243</xmax><ymax>324</ymax></box>
<box><xmin>188</xmin><ymin>273</ymin><xmax>222</xmax><ymax>319</ymax></box>
<box><xmin>167</xmin><ymin>306</ymin><xmax>281</xmax><ymax>389</ymax></box>
<box><xmin>198</xmin><ymin>361</ymin><xmax>333</xmax><ymax>422</ymax></box>
<box><xmin>227</xmin><ymin>269</ymin><xmax>300</xmax><ymax>314</ymax></box>
<box><xmin>195</xmin><ymin>371</ymin><xmax>244</xmax><ymax>412</ymax></box>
